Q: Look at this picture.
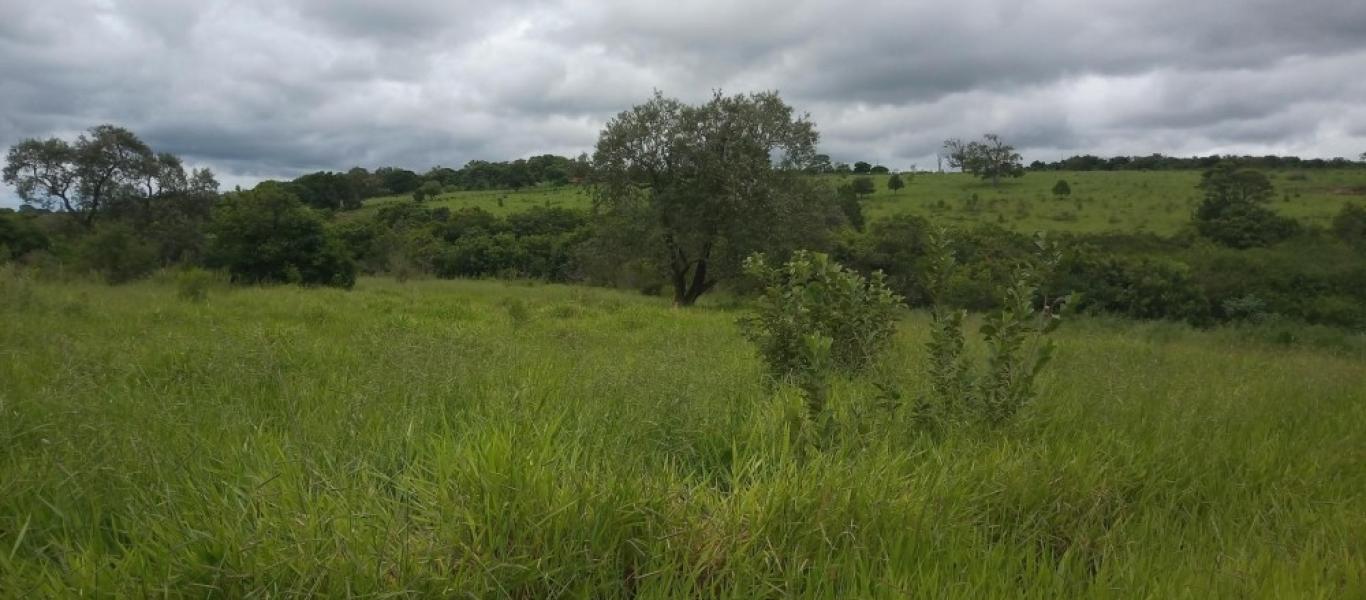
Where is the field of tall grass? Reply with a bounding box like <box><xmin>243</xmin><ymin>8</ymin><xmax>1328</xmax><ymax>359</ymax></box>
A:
<box><xmin>359</xmin><ymin>169</ymin><xmax>1366</xmax><ymax>235</ymax></box>
<box><xmin>2</xmin><ymin>271</ymin><xmax>1363</xmax><ymax>597</ymax></box>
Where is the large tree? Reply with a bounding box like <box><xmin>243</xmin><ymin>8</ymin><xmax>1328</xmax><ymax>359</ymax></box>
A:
<box><xmin>590</xmin><ymin>91</ymin><xmax>833</xmax><ymax>306</ymax></box>
<box><xmin>942</xmin><ymin>134</ymin><xmax>1024</xmax><ymax>186</ymax></box>
<box><xmin>1193</xmin><ymin>163</ymin><xmax>1297</xmax><ymax>248</ymax></box>
<box><xmin>3</xmin><ymin>125</ymin><xmax>159</xmax><ymax>226</ymax></box>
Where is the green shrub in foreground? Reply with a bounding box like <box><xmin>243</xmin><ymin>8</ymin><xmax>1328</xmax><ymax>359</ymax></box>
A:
<box><xmin>739</xmin><ymin>251</ymin><xmax>901</xmax><ymax>415</ymax></box>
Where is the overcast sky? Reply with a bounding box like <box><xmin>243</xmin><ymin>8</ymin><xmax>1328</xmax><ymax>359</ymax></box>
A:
<box><xmin>3</xmin><ymin>0</ymin><xmax>1366</xmax><ymax>201</ymax></box>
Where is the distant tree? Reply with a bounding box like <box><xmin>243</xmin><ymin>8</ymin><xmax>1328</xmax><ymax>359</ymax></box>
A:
<box><xmin>1194</xmin><ymin>164</ymin><xmax>1297</xmax><ymax>248</ymax></box>
<box><xmin>375</xmin><ymin>167</ymin><xmax>422</xmax><ymax>195</ymax></box>
<box><xmin>206</xmin><ymin>185</ymin><xmax>355</xmax><ymax>287</ymax></box>
<box><xmin>942</xmin><ymin>138</ymin><xmax>968</xmax><ymax>172</ymax></box>
<box><xmin>567</xmin><ymin>153</ymin><xmax>592</xmax><ymax>182</ymax></box>
<box><xmin>293</xmin><ymin>171</ymin><xmax>362</xmax><ymax>211</ymax></box>
<box><xmin>346</xmin><ymin>167</ymin><xmax>380</xmax><ymax>198</ymax></box>
<box><xmin>850</xmin><ymin>176</ymin><xmax>876</xmax><ymax>197</ymax></box>
<box><xmin>413</xmin><ymin>180</ymin><xmax>443</xmax><ymax>202</ymax></box>
<box><xmin>869</xmin><ymin>165</ymin><xmax>890</xmax><ymax>174</ymax></box>
<box><xmin>967</xmin><ymin>134</ymin><xmax>1024</xmax><ymax>187</ymax></box>
<box><xmin>806</xmin><ymin>154</ymin><xmax>833</xmax><ymax>174</ymax></box>
<box><xmin>832</xmin><ymin>162</ymin><xmax>852</xmax><ymax>177</ymax></box>
<box><xmin>1052</xmin><ymin>179</ymin><xmax>1071</xmax><ymax>197</ymax></box>
<box><xmin>853</xmin><ymin>161</ymin><xmax>872</xmax><ymax>174</ymax></box>
<box><xmin>590</xmin><ymin>91</ymin><xmax>832</xmax><ymax>306</ymax></box>
<box><xmin>887</xmin><ymin>172</ymin><xmax>905</xmax><ymax>194</ymax></box>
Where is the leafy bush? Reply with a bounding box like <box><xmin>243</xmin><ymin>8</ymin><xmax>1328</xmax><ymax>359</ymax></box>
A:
<box><xmin>206</xmin><ymin>187</ymin><xmax>356</xmax><ymax>288</ymax></box>
<box><xmin>0</xmin><ymin>210</ymin><xmax>50</xmax><ymax>261</ymax></box>
<box><xmin>76</xmin><ymin>223</ymin><xmax>159</xmax><ymax>284</ymax></box>
<box><xmin>922</xmin><ymin>233</ymin><xmax>1071</xmax><ymax>426</ymax></box>
<box><xmin>1049</xmin><ymin>245</ymin><xmax>1210</xmax><ymax>322</ymax></box>
<box><xmin>1194</xmin><ymin>164</ymin><xmax>1298</xmax><ymax>248</ymax></box>
<box><xmin>175</xmin><ymin>267</ymin><xmax>218</xmax><ymax>303</ymax></box>
<box><xmin>1052</xmin><ymin>179</ymin><xmax>1071</xmax><ymax>197</ymax></box>
<box><xmin>739</xmin><ymin>251</ymin><xmax>902</xmax><ymax>414</ymax></box>
<box><xmin>1332</xmin><ymin>203</ymin><xmax>1366</xmax><ymax>249</ymax></box>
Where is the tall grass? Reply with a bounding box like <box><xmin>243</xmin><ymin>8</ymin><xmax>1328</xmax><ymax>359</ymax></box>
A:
<box><xmin>1</xmin><ymin>276</ymin><xmax>1363</xmax><ymax>596</ymax></box>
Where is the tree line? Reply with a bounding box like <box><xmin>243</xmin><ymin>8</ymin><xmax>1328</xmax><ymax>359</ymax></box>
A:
<box><xmin>5</xmin><ymin>93</ymin><xmax>1366</xmax><ymax>329</ymax></box>
<box><xmin>1027</xmin><ymin>153</ymin><xmax>1366</xmax><ymax>172</ymax></box>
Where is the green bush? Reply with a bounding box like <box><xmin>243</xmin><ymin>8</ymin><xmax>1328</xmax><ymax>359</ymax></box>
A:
<box><xmin>922</xmin><ymin>233</ymin><xmax>1071</xmax><ymax>426</ymax></box>
<box><xmin>739</xmin><ymin>251</ymin><xmax>902</xmax><ymax>414</ymax></box>
<box><xmin>1332</xmin><ymin>203</ymin><xmax>1366</xmax><ymax>249</ymax></box>
<box><xmin>174</xmin><ymin>267</ymin><xmax>218</xmax><ymax>303</ymax></box>
<box><xmin>0</xmin><ymin>210</ymin><xmax>50</xmax><ymax>261</ymax></box>
<box><xmin>1194</xmin><ymin>164</ymin><xmax>1298</xmax><ymax>248</ymax></box>
<box><xmin>76</xmin><ymin>223</ymin><xmax>159</xmax><ymax>284</ymax></box>
<box><xmin>206</xmin><ymin>187</ymin><xmax>356</xmax><ymax>288</ymax></box>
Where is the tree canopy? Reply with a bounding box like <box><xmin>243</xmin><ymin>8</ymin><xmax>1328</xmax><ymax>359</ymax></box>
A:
<box><xmin>590</xmin><ymin>90</ymin><xmax>836</xmax><ymax>306</ymax></box>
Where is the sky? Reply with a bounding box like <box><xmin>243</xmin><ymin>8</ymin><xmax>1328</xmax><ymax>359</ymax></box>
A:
<box><xmin>3</xmin><ymin>0</ymin><xmax>1366</xmax><ymax>203</ymax></box>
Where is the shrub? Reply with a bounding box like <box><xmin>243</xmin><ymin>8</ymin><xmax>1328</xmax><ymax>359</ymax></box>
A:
<box><xmin>1193</xmin><ymin>164</ymin><xmax>1298</xmax><ymax>248</ymax></box>
<box><xmin>175</xmin><ymin>267</ymin><xmax>217</xmax><ymax>303</ymax></box>
<box><xmin>739</xmin><ymin>251</ymin><xmax>902</xmax><ymax>415</ymax></box>
<box><xmin>922</xmin><ymin>233</ymin><xmax>1071</xmax><ymax>426</ymax></box>
<box><xmin>76</xmin><ymin>223</ymin><xmax>159</xmax><ymax>284</ymax></box>
<box><xmin>1052</xmin><ymin>179</ymin><xmax>1071</xmax><ymax>197</ymax></box>
<box><xmin>1332</xmin><ymin>203</ymin><xmax>1366</xmax><ymax>249</ymax></box>
<box><xmin>0</xmin><ymin>210</ymin><xmax>50</xmax><ymax>261</ymax></box>
<box><xmin>206</xmin><ymin>187</ymin><xmax>356</xmax><ymax>288</ymax></box>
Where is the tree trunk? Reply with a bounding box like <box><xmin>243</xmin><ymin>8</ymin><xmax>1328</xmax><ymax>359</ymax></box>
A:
<box><xmin>664</xmin><ymin>236</ymin><xmax>715</xmax><ymax>307</ymax></box>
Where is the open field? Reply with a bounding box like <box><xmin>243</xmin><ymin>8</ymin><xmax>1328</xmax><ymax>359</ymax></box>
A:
<box><xmin>2</xmin><ymin>273</ymin><xmax>1363</xmax><ymax>596</ymax></box>
<box><xmin>360</xmin><ymin>169</ymin><xmax>1366</xmax><ymax>235</ymax></box>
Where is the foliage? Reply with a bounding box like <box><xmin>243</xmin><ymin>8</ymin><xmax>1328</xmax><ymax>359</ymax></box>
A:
<box><xmin>850</xmin><ymin>176</ymin><xmax>876</xmax><ymax>196</ymax></box>
<box><xmin>413</xmin><ymin>180</ymin><xmax>443</xmax><ymax>203</ymax></box>
<box><xmin>3</xmin><ymin>125</ymin><xmax>217</xmax><ymax>227</ymax></box>
<box><xmin>590</xmin><ymin>90</ymin><xmax>832</xmax><ymax>306</ymax></box>
<box><xmin>944</xmin><ymin>134</ymin><xmax>1024</xmax><ymax>186</ymax></box>
<box><xmin>1052</xmin><ymin>179</ymin><xmax>1071</xmax><ymax>196</ymax></box>
<box><xmin>1049</xmin><ymin>244</ymin><xmax>1210</xmax><ymax>322</ymax></box>
<box><xmin>0</xmin><ymin>210</ymin><xmax>51</xmax><ymax>261</ymax></box>
<box><xmin>887</xmin><ymin>172</ymin><xmax>905</xmax><ymax>194</ymax></box>
<box><xmin>206</xmin><ymin>186</ymin><xmax>355</xmax><ymax>287</ymax></box>
<box><xmin>1194</xmin><ymin>164</ymin><xmax>1299</xmax><ymax>248</ymax></box>
<box><xmin>834</xmin><ymin>184</ymin><xmax>866</xmax><ymax>232</ymax></box>
<box><xmin>175</xmin><ymin>267</ymin><xmax>217</xmax><ymax>302</ymax></box>
<box><xmin>739</xmin><ymin>251</ymin><xmax>902</xmax><ymax>413</ymax></box>
<box><xmin>1332</xmin><ymin>203</ymin><xmax>1366</xmax><ymax>249</ymax></box>
<box><xmin>921</xmin><ymin>232</ymin><xmax>1071</xmax><ymax>426</ymax></box>
<box><xmin>74</xmin><ymin>223</ymin><xmax>159</xmax><ymax>284</ymax></box>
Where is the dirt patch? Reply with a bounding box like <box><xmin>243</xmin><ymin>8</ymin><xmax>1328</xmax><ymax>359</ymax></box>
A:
<box><xmin>1329</xmin><ymin>186</ymin><xmax>1366</xmax><ymax>196</ymax></box>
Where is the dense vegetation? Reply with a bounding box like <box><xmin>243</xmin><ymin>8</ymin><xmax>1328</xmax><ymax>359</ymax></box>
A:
<box><xmin>3</xmin><ymin>91</ymin><xmax>1366</xmax><ymax>595</ymax></box>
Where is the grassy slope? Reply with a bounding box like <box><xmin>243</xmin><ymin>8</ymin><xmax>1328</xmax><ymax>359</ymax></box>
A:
<box><xmin>2</xmin><ymin>274</ymin><xmax>1363</xmax><ymax>597</ymax></box>
<box><xmin>357</xmin><ymin>169</ymin><xmax>1366</xmax><ymax>235</ymax></box>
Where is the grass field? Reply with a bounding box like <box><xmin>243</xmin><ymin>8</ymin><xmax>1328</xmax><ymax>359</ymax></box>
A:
<box><xmin>2</xmin><ymin>271</ymin><xmax>1363</xmax><ymax>596</ymax></box>
<box><xmin>359</xmin><ymin>169</ymin><xmax>1366</xmax><ymax>235</ymax></box>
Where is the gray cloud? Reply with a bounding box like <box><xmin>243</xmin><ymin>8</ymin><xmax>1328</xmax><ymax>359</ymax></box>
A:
<box><xmin>2</xmin><ymin>0</ymin><xmax>1365</xmax><ymax>203</ymax></box>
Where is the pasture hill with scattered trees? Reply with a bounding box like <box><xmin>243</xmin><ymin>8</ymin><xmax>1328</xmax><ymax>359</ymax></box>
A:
<box><xmin>3</xmin><ymin>91</ymin><xmax>1366</xmax><ymax>595</ymax></box>
<box><xmin>4</xmin><ymin>96</ymin><xmax>1366</xmax><ymax>325</ymax></box>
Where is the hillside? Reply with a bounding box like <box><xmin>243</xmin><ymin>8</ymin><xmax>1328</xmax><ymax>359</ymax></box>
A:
<box><xmin>357</xmin><ymin>169</ymin><xmax>1366</xmax><ymax>235</ymax></box>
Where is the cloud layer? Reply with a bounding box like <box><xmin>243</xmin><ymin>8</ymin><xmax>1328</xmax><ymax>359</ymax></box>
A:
<box><xmin>2</xmin><ymin>0</ymin><xmax>1364</xmax><ymax>196</ymax></box>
